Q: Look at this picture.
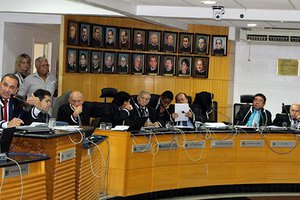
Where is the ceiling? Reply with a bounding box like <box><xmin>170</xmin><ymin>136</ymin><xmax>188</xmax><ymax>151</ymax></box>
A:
<box><xmin>2</xmin><ymin>0</ymin><xmax>300</xmax><ymax>30</ymax></box>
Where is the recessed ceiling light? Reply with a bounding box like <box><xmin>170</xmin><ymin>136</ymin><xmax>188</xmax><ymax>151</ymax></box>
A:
<box><xmin>202</xmin><ymin>1</ymin><xmax>217</xmax><ymax>5</ymax></box>
<box><xmin>247</xmin><ymin>24</ymin><xmax>257</xmax><ymax>27</ymax></box>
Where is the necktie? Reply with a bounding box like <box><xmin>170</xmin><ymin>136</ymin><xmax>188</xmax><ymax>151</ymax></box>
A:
<box><xmin>3</xmin><ymin>99</ymin><xmax>8</xmax><ymax>121</ymax></box>
<box><xmin>139</xmin><ymin>107</ymin><xmax>145</xmax><ymax>116</ymax></box>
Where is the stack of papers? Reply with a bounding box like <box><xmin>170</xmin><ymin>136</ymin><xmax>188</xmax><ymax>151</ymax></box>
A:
<box><xmin>111</xmin><ymin>125</ymin><xmax>129</xmax><ymax>131</ymax></box>
<box><xmin>204</xmin><ymin>122</ymin><xmax>229</xmax><ymax>129</ymax></box>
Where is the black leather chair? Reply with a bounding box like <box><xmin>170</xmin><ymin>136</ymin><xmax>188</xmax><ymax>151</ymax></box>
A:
<box><xmin>99</xmin><ymin>87</ymin><xmax>118</xmax><ymax>103</ymax></box>
<box><xmin>233</xmin><ymin>94</ymin><xmax>254</xmax><ymax>125</ymax></box>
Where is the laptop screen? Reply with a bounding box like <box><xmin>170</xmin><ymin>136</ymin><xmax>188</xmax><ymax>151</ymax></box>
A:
<box><xmin>127</xmin><ymin>116</ymin><xmax>148</xmax><ymax>132</ymax></box>
<box><xmin>0</xmin><ymin>127</ymin><xmax>16</xmax><ymax>153</ymax></box>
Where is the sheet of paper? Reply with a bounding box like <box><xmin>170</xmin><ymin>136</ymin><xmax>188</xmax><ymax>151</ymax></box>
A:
<box><xmin>174</xmin><ymin>103</ymin><xmax>189</xmax><ymax>122</ymax></box>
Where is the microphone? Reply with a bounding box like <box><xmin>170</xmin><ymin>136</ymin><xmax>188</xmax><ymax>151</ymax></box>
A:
<box><xmin>10</xmin><ymin>94</ymin><xmax>26</xmax><ymax>103</ymax></box>
<box><xmin>131</xmin><ymin>97</ymin><xmax>141</xmax><ymax>117</ymax></box>
<box><xmin>282</xmin><ymin>103</ymin><xmax>291</xmax><ymax>121</ymax></box>
<box><xmin>159</xmin><ymin>99</ymin><xmax>174</xmax><ymax>125</ymax></box>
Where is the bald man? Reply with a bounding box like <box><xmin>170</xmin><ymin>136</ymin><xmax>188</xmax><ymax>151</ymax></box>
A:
<box><xmin>273</xmin><ymin>103</ymin><xmax>300</xmax><ymax>127</ymax></box>
<box><xmin>57</xmin><ymin>91</ymin><xmax>92</xmax><ymax>126</ymax></box>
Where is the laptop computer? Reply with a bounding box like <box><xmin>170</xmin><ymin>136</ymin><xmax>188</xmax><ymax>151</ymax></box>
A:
<box><xmin>0</xmin><ymin>127</ymin><xmax>16</xmax><ymax>157</ymax></box>
<box><xmin>127</xmin><ymin>116</ymin><xmax>148</xmax><ymax>133</ymax></box>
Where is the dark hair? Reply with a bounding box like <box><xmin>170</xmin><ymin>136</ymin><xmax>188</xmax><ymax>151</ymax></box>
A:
<box><xmin>1</xmin><ymin>73</ymin><xmax>19</xmax><ymax>88</ymax></box>
<box><xmin>254</xmin><ymin>93</ymin><xmax>266</xmax><ymax>103</ymax></box>
<box><xmin>112</xmin><ymin>91</ymin><xmax>131</xmax><ymax>106</ymax></box>
<box><xmin>181</xmin><ymin>59</ymin><xmax>190</xmax><ymax>67</ymax></box>
<box><xmin>33</xmin><ymin>89</ymin><xmax>51</xmax><ymax>101</ymax></box>
<box><xmin>161</xmin><ymin>90</ymin><xmax>173</xmax><ymax>101</ymax></box>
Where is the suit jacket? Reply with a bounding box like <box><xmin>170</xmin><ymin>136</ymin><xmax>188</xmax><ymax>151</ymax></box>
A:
<box><xmin>133</xmin><ymin>43</ymin><xmax>144</xmax><ymax>50</ymax></box>
<box><xmin>0</xmin><ymin>98</ymin><xmax>23</xmax><ymax>128</ymax></box>
<box><xmin>57</xmin><ymin>103</ymin><xmax>92</xmax><ymax>126</ymax></box>
<box><xmin>109</xmin><ymin>104</ymin><xmax>131</xmax><ymax>127</ymax></box>
<box><xmin>273</xmin><ymin>114</ymin><xmax>293</xmax><ymax>127</ymax></box>
<box><xmin>22</xmin><ymin>107</ymin><xmax>50</xmax><ymax>125</ymax></box>
<box><xmin>163</xmin><ymin>44</ymin><xmax>174</xmax><ymax>52</ymax></box>
<box><xmin>129</xmin><ymin>103</ymin><xmax>159</xmax><ymax>124</ymax></box>
<box><xmin>236</xmin><ymin>105</ymin><xmax>272</xmax><ymax>126</ymax></box>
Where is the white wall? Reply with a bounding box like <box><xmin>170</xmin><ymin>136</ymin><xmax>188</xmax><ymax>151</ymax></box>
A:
<box><xmin>2</xmin><ymin>23</ymin><xmax>60</xmax><ymax>76</ymax></box>
<box><xmin>233</xmin><ymin>42</ymin><xmax>300</xmax><ymax>120</ymax></box>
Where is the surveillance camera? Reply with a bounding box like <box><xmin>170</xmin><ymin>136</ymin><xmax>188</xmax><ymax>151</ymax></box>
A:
<box><xmin>212</xmin><ymin>6</ymin><xmax>225</xmax><ymax>21</ymax></box>
<box><xmin>240</xmin><ymin>14</ymin><xmax>244</xmax><ymax>18</ymax></box>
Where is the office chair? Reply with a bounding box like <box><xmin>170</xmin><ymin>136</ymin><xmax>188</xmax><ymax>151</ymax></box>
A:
<box><xmin>233</xmin><ymin>94</ymin><xmax>254</xmax><ymax>125</ymax></box>
<box><xmin>99</xmin><ymin>87</ymin><xmax>118</xmax><ymax>103</ymax></box>
<box><xmin>52</xmin><ymin>91</ymin><xmax>72</xmax><ymax>118</ymax></box>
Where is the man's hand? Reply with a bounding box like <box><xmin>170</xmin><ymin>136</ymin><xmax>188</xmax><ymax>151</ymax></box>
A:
<box><xmin>73</xmin><ymin>105</ymin><xmax>83</xmax><ymax>117</ymax></box>
<box><xmin>8</xmin><ymin>118</ymin><xmax>24</xmax><ymax>128</ymax></box>
<box><xmin>185</xmin><ymin>111</ymin><xmax>193</xmax><ymax>118</ymax></box>
<box><xmin>27</xmin><ymin>95</ymin><xmax>42</xmax><ymax>110</ymax></box>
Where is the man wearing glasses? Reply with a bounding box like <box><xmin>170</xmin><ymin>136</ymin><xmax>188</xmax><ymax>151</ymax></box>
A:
<box><xmin>18</xmin><ymin>56</ymin><xmax>57</xmax><ymax>98</ymax></box>
<box><xmin>212</xmin><ymin>38</ymin><xmax>225</xmax><ymax>55</ymax></box>
<box><xmin>235</xmin><ymin>93</ymin><xmax>272</xmax><ymax>127</ymax></box>
<box><xmin>179</xmin><ymin>36</ymin><xmax>191</xmax><ymax>53</ymax></box>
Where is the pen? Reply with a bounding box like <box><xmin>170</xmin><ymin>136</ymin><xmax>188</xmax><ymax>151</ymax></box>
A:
<box><xmin>17</xmin><ymin>113</ymin><xmax>22</xmax><ymax>119</ymax></box>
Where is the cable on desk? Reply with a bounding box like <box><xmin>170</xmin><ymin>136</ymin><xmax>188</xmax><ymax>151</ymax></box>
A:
<box><xmin>68</xmin><ymin>128</ymin><xmax>83</xmax><ymax>144</ymax></box>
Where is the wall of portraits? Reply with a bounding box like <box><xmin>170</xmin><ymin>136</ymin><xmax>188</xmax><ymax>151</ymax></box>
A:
<box><xmin>60</xmin><ymin>16</ymin><xmax>231</xmax><ymax>122</ymax></box>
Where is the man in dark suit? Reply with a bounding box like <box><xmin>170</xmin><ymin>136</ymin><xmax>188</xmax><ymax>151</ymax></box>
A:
<box><xmin>91</xmin><ymin>27</ymin><xmax>102</xmax><ymax>47</ymax></box>
<box><xmin>119</xmin><ymin>30</ymin><xmax>129</xmax><ymax>49</ymax></box>
<box><xmin>148</xmin><ymin>33</ymin><xmax>159</xmax><ymax>51</ymax></box>
<box><xmin>0</xmin><ymin>74</ymin><xmax>24</xmax><ymax>128</ymax></box>
<box><xmin>163</xmin><ymin>34</ymin><xmax>175</xmax><ymax>52</ymax></box>
<box><xmin>236</xmin><ymin>93</ymin><xmax>272</xmax><ymax>127</ymax></box>
<box><xmin>105</xmin><ymin>29</ymin><xmax>115</xmax><ymax>49</ymax></box>
<box><xmin>273</xmin><ymin>103</ymin><xmax>300</xmax><ymax>127</ymax></box>
<box><xmin>80</xmin><ymin>26</ymin><xmax>89</xmax><ymax>46</ymax></box>
<box><xmin>57</xmin><ymin>91</ymin><xmax>92</xmax><ymax>126</ymax></box>
<box><xmin>195</xmin><ymin>37</ymin><xmax>208</xmax><ymax>54</ymax></box>
<box><xmin>146</xmin><ymin>55</ymin><xmax>159</xmax><ymax>74</ymax></box>
<box><xmin>22</xmin><ymin>89</ymin><xmax>51</xmax><ymax>125</ymax></box>
<box><xmin>179</xmin><ymin>36</ymin><xmax>191</xmax><ymax>53</ymax></box>
<box><xmin>67</xmin><ymin>51</ymin><xmax>76</xmax><ymax>72</ymax></box>
<box><xmin>130</xmin><ymin>91</ymin><xmax>161</xmax><ymax>127</ymax></box>
<box><xmin>133</xmin><ymin>32</ymin><xmax>144</xmax><ymax>50</ymax></box>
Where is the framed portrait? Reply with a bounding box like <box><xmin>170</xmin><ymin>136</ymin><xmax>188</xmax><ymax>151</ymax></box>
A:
<box><xmin>119</xmin><ymin>28</ymin><xmax>131</xmax><ymax>50</ymax></box>
<box><xmin>178</xmin><ymin>33</ymin><xmax>193</xmax><ymax>54</ymax></box>
<box><xmin>103</xmin><ymin>51</ymin><xmax>116</xmax><ymax>74</ymax></box>
<box><xmin>161</xmin><ymin>55</ymin><xmax>176</xmax><ymax>76</ymax></box>
<box><xmin>193</xmin><ymin>56</ymin><xmax>209</xmax><ymax>78</ymax></box>
<box><xmin>104</xmin><ymin>26</ymin><xmax>118</xmax><ymax>49</ymax></box>
<box><xmin>67</xmin><ymin>21</ymin><xmax>78</xmax><ymax>45</ymax></box>
<box><xmin>90</xmin><ymin>51</ymin><xmax>102</xmax><ymax>73</ymax></box>
<box><xmin>91</xmin><ymin>24</ymin><xmax>103</xmax><ymax>48</ymax></box>
<box><xmin>79</xmin><ymin>23</ymin><xmax>90</xmax><ymax>46</ymax></box>
<box><xmin>78</xmin><ymin>50</ymin><xmax>90</xmax><ymax>73</ymax></box>
<box><xmin>132</xmin><ymin>29</ymin><xmax>146</xmax><ymax>51</ymax></box>
<box><xmin>131</xmin><ymin>53</ymin><xmax>144</xmax><ymax>74</ymax></box>
<box><xmin>147</xmin><ymin>30</ymin><xmax>162</xmax><ymax>52</ymax></box>
<box><xmin>211</xmin><ymin>35</ymin><xmax>227</xmax><ymax>56</ymax></box>
<box><xmin>117</xmin><ymin>53</ymin><xmax>130</xmax><ymax>74</ymax></box>
<box><xmin>146</xmin><ymin>54</ymin><xmax>160</xmax><ymax>75</ymax></box>
<box><xmin>177</xmin><ymin>56</ymin><xmax>192</xmax><ymax>76</ymax></box>
<box><xmin>66</xmin><ymin>48</ymin><xmax>77</xmax><ymax>72</ymax></box>
<box><xmin>162</xmin><ymin>31</ymin><xmax>177</xmax><ymax>53</ymax></box>
<box><xmin>194</xmin><ymin>34</ymin><xmax>210</xmax><ymax>55</ymax></box>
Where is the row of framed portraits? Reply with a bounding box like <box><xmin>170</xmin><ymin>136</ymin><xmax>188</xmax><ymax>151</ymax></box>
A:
<box><xmin>67</xmin><ymin>21</ymin><xmax>228</xmax><ymax>56</ymax></box>
<box><xmin>66</xmin><ymin>48</ymin><xmax>209</xmax><ymax>78</ymax></box>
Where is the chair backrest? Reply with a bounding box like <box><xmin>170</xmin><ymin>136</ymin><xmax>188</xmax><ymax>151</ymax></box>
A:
<box><xmin>52</xmin><ymin>91</ymin><xmax>72</xmax><ymax>118</ymax></box>
<box><xmin>100</xmin><ymin>87</ymin><xmax>118</xmax><ymax>103</ymax></box>
<box><xmin>186</xmin><ymin>95</ymin><xmax>192</xmax><ymax>105</ymax></box>
<box><xmin>233</xmin><ymin>103</ymin><xmax>245</xmax><ymax>125</ymax></box>
<box><xmin>282</xmin><ymin>104</ymin><xmax>291</xmax><ymax>114</ymax></box>
<box><xmin>148</xmin><ymin>94</ymin><xmax>160</xmax><ymax>108</ymax></box>
<box><xmin>240</xmin><ymin>95</ymin><xmax>254</xmax><ymax>104</ymax></box>
<box><xmin>209</xmin><ymin>101</ymin><xmax>218</xmax><ymax>122</ymax></box>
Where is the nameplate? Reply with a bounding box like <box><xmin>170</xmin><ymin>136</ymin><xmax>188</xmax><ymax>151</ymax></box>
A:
<box><xmin>132</xmin><ymin>144</ymin><xmax>151</xmax><ymax>153</ymax></box>
<box><xmin>59</xmin><ymin>148</ymin><xmax>76</xmax><ymax>162</ymax></box>
<box><xmin>184</xmin><ymin>141</ymin><xmax>205</xmax><ymax>149</ymax></box>
<box><xmin>3</xmin><ymin>163</ymin><xmax>29</xmax><ymax>178</ymax></box>
<box><xmin>211</xmin><ymin>140</ymin><xmax>233</xmax><ymax>148</ymax></box>
<box><xmin>271</xmin><ymin>140</ymin><xmax>296</xmax><ymax>148</ymax></box>
<box><xmin>240</xmin><ymin>140</ymin><xmax>264</xmax><ymax>147</ymax></box>
<box><xmin>158</xmin><ymin>142</ymin><xmax>178</xmax><ymax>150</ymax></box>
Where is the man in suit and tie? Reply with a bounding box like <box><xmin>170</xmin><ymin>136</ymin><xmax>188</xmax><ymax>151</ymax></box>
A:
<box><xmin>22</xmin><ymin>89</ymin><xmax>52</xmax><ymax>125</ymax></box>
<box><xmin>273</xmin><ymin>103</ymin><xmax>300</xmax><ymax>127</ymax></box>
<box><xmin>130</xmin><ymin>91</ymin><xmax>161</xmax><ymax>127</ymax></box>
<box><xmin>0</xmin><ymin>74</ymin><xmax>24</xmax><ymax>128</ymax></box>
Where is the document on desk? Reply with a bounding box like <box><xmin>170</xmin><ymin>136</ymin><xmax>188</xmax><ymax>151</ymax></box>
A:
<box><xmin>174</xmin><ymin>103</ymin><xmax>189</xmax><ymax>122</ymax></box>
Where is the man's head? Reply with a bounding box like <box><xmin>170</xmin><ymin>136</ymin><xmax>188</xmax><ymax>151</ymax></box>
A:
<box><xmin>69</xmin><ymin>91</ymin><xmax>83</xmax><ymax>108</ymax></box>
<box><xmin>150</xmin><ymin>33</ymin><xmax>158</xmax><ymax>45</ymax></box>
<box><xmin>198</xmin><ymin>37</ymin><xmax>207</xmax><ymax>50</ymax></box>
<box><xmin>105</xmin><ymin>55</ymin><xmax>113</xmax><ymax>67</ymax></box>
<box><xmin>80</xmin><ymin>53</ymin><xmax>87</xmax><ymax>66</ymax></box>
<box><xmin>134</xmin><ymin>56</ymin><xmax>142</xmax><ymax>70</ymax></box>
<box><xmin>0</xmin><ymin>74</ymin><xmax>19</xmax><ymax>99</ymax></box>
<box><xmin>35</xmin><ymin>57</ymin><xmax>49</xmax><ymax>77</ymax></box>
<box><xmin>181</xmin><ymin>59</ymin><xmax>189</xmax><ymax>72</ymax></box>
<box><xmin>120</xmin><ymin>56</ymin><xmax>127</xmax><ymax>67</ymax></box>
<box><xmin>149</xmin><ymin>56</ymin><xmax>158</xmax><ymax>69</ymax></box>
<box><xmin>166</xmin><ymin>34</ymin><xmax>173</xmax><ymax>46</ymax></box>
<box><xmin>121</xmin><ymin>30</ymin><xmax>128</xmax><ymax>43</ymax></box>
<box><xmin>93</xmin><ymin>27</ymin><xmax>100</xmax><ymax>40</ymax></box>
<box><xmin>136</xmin><ymin>32</ymin><xmax>143</xmax><ymax>44</ymax></box>
<box><xmin>137</xmin><ymin>91</ymin><xmax>151</xmax><ymax>107</ymax></box>
<box><xmin>160</xmin><ymin>90</ymin><xmax>173</xmax><ymax>107</ymax></box>
<box><xmin>196</xmin><ymin>59</ymin><xmax>204</xmax><ymax>72</ymax></box>
<box><xmin>70</xmin><ymin>25</ymin><xmax>76</xmax><ymax>39</ymax></box>
<box><xmin>68</xmin><ymin>52</ymin><xmax>75</xmax><ymax>65</ymax></box>
<box><xmin>290</xmin><ymin>103</ymin><xmax>300</xmax><ymax>119</ymax></box>
<box><xmin>93</xmin><ymin>54</ymin><xmax>99</xmax><ymax>66</ymax></box>
<box><xmin>252</xmin><ymin>93</ymin><xmax>266</xmax><ymax>110</ymax></box>
<box><xmin>107</xmin><ymin>29</ymin><xmax>113</xmax><ymax>42</ymax></box>
<box><xmin>182</xmin><ymin>36</ymin><xmax>190</xmax><ymax>48</ymax></box>
<box><xmin>33</xmin><ymin>89</ymin><xmax>52</xmax><ymax>112</ymax></box>
<box><xmin>175</xmin><ymin>93</ymin><xmax>189</xmax><ymax>104</ymax></box>
<box><xmin>164</xmin><ymin>58</ymin><xmax>173</xmax><ymax>71</ymax></box>
<box><xmin>81</xmin><ymin>26</ymin><xmax>88</xmax><ymax>40</ymax></box>
<box><xmin>215</xmin><ymin>38</ymin><xmax>222</xmax><ymax>49</ymax></box>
